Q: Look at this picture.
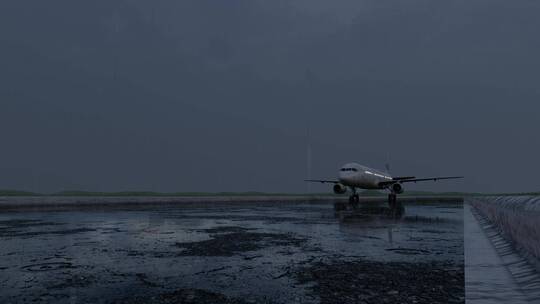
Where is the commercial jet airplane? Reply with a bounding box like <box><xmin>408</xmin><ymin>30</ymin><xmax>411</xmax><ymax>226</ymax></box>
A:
<box><xmin>306</xmin><ymin>162</ymin><xmax>463</xmax><ymax>209</ymax></box>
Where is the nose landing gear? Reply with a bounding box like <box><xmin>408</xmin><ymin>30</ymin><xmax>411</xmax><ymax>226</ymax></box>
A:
<box><xmin>333</xmin><ymin>191</ymin><xmax>359</xmax><ymax>212</ymax></box>
<box><xmin>348</xmin><ymin>188</ymin><xmax>360</xmax><ymax>208</ymax></box>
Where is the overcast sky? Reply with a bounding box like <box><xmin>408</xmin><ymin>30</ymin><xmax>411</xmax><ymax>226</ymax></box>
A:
<box><xmin>1</xmin><ymin>0</ymin><xmax>539</xmax><ymax>193</ymax></box>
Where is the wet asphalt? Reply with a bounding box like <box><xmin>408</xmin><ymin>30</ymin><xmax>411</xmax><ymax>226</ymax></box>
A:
<box><xmin>0</xmin><ymin>199</ymin><xmax>464</xmax><ymax>304</ymax></box>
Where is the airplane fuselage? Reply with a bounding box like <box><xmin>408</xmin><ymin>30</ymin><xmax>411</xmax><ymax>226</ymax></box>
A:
<box><xmin>306</xmin><ymin>162</ymin><xmax>462</xmax><ymax>207</ymax></box>
<box><xmin>338</xmin><ymin>163</ymin><xmax>393</xmax><ymax>190</ymax></box>
<box><xmin>306</xmin><ymin>163</ymin><xmax>463</xmax><ymax>209</ymax></box>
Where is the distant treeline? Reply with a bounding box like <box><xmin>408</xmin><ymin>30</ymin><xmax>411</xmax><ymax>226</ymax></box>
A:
<box><xmin>0</xmin><ymin>189</ymin><xmax>538</xmax><ymax>197</ymax></box>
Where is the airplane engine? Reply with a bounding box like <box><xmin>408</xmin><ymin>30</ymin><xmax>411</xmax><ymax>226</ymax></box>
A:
<box><xmin>392</xmin><ymin>183</ymin><xmax>404</xmax><ymax>194</ymax></box>
<box><xmin>333</xmin><ymin>184</ymin><xmax>348</xmax><ymax>194</ymax></box>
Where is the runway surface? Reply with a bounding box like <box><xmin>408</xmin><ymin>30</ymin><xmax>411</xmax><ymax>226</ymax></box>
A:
<box><xmin>0</xmin><ymin>199</ymin><xmax>464</xmax><ymax>304</ymax></box>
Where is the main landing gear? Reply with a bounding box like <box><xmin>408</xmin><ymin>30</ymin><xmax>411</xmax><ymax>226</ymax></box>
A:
<box><xmin>333</xmin><ymin>189</ymin><xmax>404</xmax><ymax>217</ymax></box>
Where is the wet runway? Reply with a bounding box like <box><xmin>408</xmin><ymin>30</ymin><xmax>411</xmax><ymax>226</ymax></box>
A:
<box><xmin>0</xmin><ymin>199</ymin><xmax>464</xmax><ymax>304</ymax></box>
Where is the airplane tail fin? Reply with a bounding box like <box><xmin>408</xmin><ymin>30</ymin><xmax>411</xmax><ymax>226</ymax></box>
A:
<box><xmin>384</xmin><ymin>151</ymin><xmax>391</xmax><ymax>175</ymax></box>
<box><xmin>384</xmin><ymin>119</ymin><xmax>392</xmax><ymax>175</ymax></box>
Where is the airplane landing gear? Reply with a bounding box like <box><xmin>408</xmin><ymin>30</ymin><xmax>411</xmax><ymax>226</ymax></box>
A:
<box><xmin>349</xmin><ymin>188</ymin><xmax>359</xmax><ymax>208</ymax></box>
<box><xmin>334</xmin><ymin>188</ymin><xmax>360</xmax><ymax>212</ymax></box>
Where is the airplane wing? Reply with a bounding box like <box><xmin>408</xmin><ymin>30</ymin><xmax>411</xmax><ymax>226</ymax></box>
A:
<box><xmin>379</xmin><ymin>176</ymin><xmax>463</xmax><ymax>187</ymax></box>
<box><xmin>392</xmin><ymin>176</ymin><xmax>416</xmax><ymax>181</ymax></box>
<box><xmin>305</xmin><ymin>179</ymin><xmax>340</xmax><ymax>184</ymax></box>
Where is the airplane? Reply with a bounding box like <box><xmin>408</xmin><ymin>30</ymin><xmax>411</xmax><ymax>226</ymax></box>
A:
<box><xmin>306</xmin><ymin>162</ymin><xmax>463</xmax><ymax>209</ymax></box>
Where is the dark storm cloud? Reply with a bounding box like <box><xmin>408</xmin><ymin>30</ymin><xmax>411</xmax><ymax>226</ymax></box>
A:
<box><xmin>0</xmin><ymin>0</ymin><xmax>538</xmax><ymax>193</ymax></box>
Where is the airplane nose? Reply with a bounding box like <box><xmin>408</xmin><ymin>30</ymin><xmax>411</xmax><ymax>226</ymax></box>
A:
<box><xmin>338</xmin><ymin>171</ymin><xmax>351</xmax><ymax>184</ymax></box>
